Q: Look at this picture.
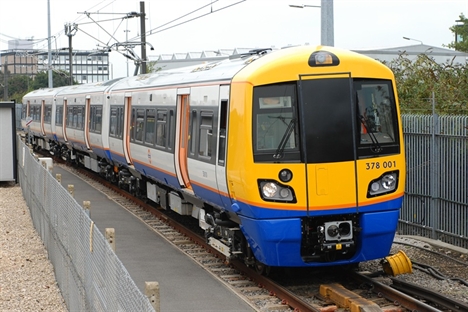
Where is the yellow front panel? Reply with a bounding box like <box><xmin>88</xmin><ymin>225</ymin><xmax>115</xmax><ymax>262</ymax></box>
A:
<box><xmin>307</xmin><ymin>162</ymin><xmax>357</xmax><ymax>210</ymax></box>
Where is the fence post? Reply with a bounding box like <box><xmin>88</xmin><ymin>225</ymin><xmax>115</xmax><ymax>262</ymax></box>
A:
<box><xmin>83</xmin><ymin>201</ymin><xmax>91</xmax><ymax>217</ymax></box>
<box><xmin>68</xmin><ymin>185</ymin><xmax>74</xmax><ymax>198</ymax></box>
<box><xmin>430</xmin><ymin>91</ymin><xmax>439</xmax><ymax>239</ymax></box>
<box><xmin>105</xmin><ymin>228</ymin><xmax>115</xmax><ymax>251</ymax></box>
<box><xmin>39</xmin><ymin>157</ymin><xmax>53</xmax><ymax>172</ymax></box>
<box><xmin>145</xmin><ymin>281</ymin><xmax>160</xmax><ymax>312</ymax></box>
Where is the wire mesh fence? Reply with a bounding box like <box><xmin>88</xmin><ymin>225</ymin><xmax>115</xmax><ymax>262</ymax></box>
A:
<box><xmin>17</xmin><ymin>137</ymin><xmax>155</xmax><ymax>312</ymax></box>
<box><xmin>400</xmin><ymin>114</ymin><xmax>468</xmax><ymax>249</ymax></box>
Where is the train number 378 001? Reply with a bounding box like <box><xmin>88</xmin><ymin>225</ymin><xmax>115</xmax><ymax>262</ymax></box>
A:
<box><xmin>365</xmin><ymin>161</ymin><xmax>397</xmax><ymax>170</ymax></box>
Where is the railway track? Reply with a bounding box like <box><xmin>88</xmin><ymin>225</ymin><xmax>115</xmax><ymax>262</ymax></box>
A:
<box><xmin>52</xmin><ymin>160</ymin><xmax>468</xmax><ymax>312</ymax></box>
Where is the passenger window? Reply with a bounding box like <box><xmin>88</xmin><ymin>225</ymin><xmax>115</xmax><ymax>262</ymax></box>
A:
<box><xmin>67</xmin><ymin>106</ymin><xmax>73</xmax><ymax>127</ymax></box>
<box><xmin>118</xmin><ymin>107</ymin><xmax>124</xmax><ymax>139</ymax></box>
<box><xmin>135</xmin><ymin>109</ymin><xmax>145</xmax><ymax>143</ymax></box>
<box><xmin>218</xmin><ymin>100</ymin><xmax>228</xmax><ymax>166</ymax></box>
<box><xmin>190</xmin><ymin>110</ymin><xmax>197</xmax><ymax>155</ymax></box>
<box><xmin>56</xmin><ymin>106</ymin><xmax>63</xmax><ymax>126</ymax></box>
<box><xmin>199</xmin><ymin>112</ymin><xmax>213</xmax><ymax>158</ymax></box>
<box><xmin>45</xmin><ymin>106</ymin><xmax>52</xmax><ymax>124</ymax></box>
<box><xmin>168</xmin><ymin>110</ymin><xmax>175</xmax><ymax>150</ymax></box>
<box><xmin>94</xmin><ymin>106</ymin><xmax>102</xmax><ymax>133</ymax></box>
<box><xmin>156</xmin><ymin>109</ymin><xmax>167</xmax><ymax>148</ymax></box>
<box><xmin>110</xmin><ymin>107</ymin><xmax>118</xmax><ymax>137</ymax></box>
<box><xmin>145</xmin><ymin>109</ymin><xmax>155</xmax><ymax>145</ymax></box>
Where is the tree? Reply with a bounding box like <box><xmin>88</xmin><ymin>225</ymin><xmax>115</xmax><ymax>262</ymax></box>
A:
<box><xmin>7</xmin><ymin>75</ymin><xmax>32</xmax><ymax>104</ymax></box>
<box><xmin>0</xmin><ymin>69</ymin><xmax>75</xmax><ymax>103</ymax></box>
<box><xmin>0</xmin><ymin>69</ymin><xmax>33</xmax><ymax>103</ymax></box>
<box><xmin>30</xmin><ymin>70</ymin><xmax>74</xmax><ymax>90</ymax></box>
<box><xmin>384</xmin><ymin>53</ymin><xmax>468</xmax><ymax>114</ymax></box>
<box><xmin>445</xmin><ymin>13</ymin><xmax>468</xmax><ymax>52</ymax></box>
<box><xmin>146</xmin><ymin>60</ymin><xmax>163</xmax><ymax>73</ymax></box>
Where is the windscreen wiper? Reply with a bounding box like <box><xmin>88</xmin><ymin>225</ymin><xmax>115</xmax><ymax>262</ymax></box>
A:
<box><xmin>359</xmin><ymin>115</ymin><xmax>382</xmax><ymax>153</ymax></box>
<box><xmin>272</xmin><ymin>118</ymin><xmax>296</xmax><ymax>159</ymax></box>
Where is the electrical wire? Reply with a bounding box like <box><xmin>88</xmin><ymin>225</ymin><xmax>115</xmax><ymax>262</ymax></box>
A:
<box><xmin>134</xmin><ymin>0</ymin><xmax>247</xmax><ymax>41</ymax></box>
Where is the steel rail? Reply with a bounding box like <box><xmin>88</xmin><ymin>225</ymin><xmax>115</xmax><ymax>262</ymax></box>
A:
<box><xmin>351</xmin><ymin>271</ymin><xmax>441</xmax><ymax>312</ymax></box>
<box><xmin>391</xmin><ymin>278</ymin><xmax>468</xmax><ymax>311</ymax></box>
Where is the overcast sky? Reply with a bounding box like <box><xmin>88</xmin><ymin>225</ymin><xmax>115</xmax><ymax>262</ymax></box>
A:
<box><xmin>0</xmin><ymin>0</ymin><xmax>466</xmax><ymax>78</ymax></box>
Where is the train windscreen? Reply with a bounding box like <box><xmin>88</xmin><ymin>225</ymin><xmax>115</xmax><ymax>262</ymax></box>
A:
<box><xmin>252</xmin><ymin>78</ymin><xmax>400</xmax><ymax>163</ymax></box>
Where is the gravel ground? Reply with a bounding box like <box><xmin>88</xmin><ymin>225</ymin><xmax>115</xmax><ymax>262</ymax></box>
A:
<box><xmin>359</xmin><ymin>235</ymin><xmax>468</xmax><ymax>305</ymax></box>
<box><xmin>0</xmin><ymin>182</ymin><xmax>67</xmax><ymax>312</ymax></box>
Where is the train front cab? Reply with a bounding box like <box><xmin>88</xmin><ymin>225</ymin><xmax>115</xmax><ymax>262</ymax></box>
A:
<box><xmin>227</xmin><ymin>47</ymin><xmax>406</xmax><ymax>267</ymax></box>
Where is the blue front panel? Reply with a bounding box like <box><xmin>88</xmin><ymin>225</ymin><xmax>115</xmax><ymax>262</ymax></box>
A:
<box><xmin>357</xmin><ymin>209</ymin><xmax>399</xmax><ymax>261</ymax></box>
<box><xmin>238</xmin><ymin>209</ymin><xmax>400</xmax><ymax>267</ymax></box>
<box><xmin>232</xmin><ymin>196</ymin><xmax>404</xmax><ymax>219</ymax></box>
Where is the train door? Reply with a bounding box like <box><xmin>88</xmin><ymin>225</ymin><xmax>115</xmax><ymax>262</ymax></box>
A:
<box><xmin>84</xmin><ymin>97</ymin><xmax>91</xmax><ymax>150</ymax></box>
<box><xmin>122</xmin><ymin>94</ymin><xmax>133</xmax><ymax>165</ymax></box>
<box><xmin>174</xmin><ymin>89</ymin><xmax>192</xmax><ymax>189</ymax></box>
<box><xmin>40</xmin><ymin>100</ymin><xmax>46</xmax><ymax>136</ymax></box>
<box><xmin>298</xmin><ymin>74</ymin><xmax>359</xmax><ymax>214</ymax></box>
<box><xmin>63</xmin><ymin>99</ymin><xmax>68</xmax><ymax>142</ymax></box>
<box><xmin>215</xmin><ymin>85</ymin><xmax>232</xmax><ymax>208</ymax></box>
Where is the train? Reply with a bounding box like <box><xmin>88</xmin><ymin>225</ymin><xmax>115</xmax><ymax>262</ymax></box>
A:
<box><xmin>21</xmin><ymin>45</ymin><xmax>405</xmax><ymax>272</ymax></box>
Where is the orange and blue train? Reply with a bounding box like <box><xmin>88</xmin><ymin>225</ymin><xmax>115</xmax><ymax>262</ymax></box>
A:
<box><xmin>22</xmin><ymin>46</ymin><xmax>405</xmax><ymax>271</ymax></box>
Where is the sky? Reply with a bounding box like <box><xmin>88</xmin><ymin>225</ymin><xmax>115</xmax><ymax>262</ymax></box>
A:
<box><xmin>0</xmin><ymin>0</ymin><xmax>466</xmax><ymax>78</ymax></box>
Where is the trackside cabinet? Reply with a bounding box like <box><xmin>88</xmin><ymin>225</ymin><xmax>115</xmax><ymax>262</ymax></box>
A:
<box><xmin>0</xmin><ymin>101</ymin><xmax>17</xmax><ymax>182</ymax></box>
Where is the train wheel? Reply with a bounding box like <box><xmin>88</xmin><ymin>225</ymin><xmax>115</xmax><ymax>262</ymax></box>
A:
<box><xmin>254</xmin><ymin>260</ymin><xmax>271</xmax><ymax>276</ymax></box>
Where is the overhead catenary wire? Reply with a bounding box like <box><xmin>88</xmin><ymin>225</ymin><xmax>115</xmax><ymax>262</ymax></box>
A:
<box><xmin>134</xmin><ymin>0</ymin><xmax>246</xmax><ymax>41</ymax></box>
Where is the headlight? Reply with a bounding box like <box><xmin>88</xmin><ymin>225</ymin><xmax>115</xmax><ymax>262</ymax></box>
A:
<box><xmin>382</xmin><ymin>174</ymin><xmax>396</xmax><ymax>189</ymax></box>
<box><xmin>367</xmin><ymin>171</ymin><xmax>399</xmax><ymax>197</ymax></box>
<box><xmin>262</xmin><ymin>182</ymin><xmax>278</xmax><ymax>198</ymax></box>
<box><xmin>258</xmin><ymin>180</ymin><xmax>296</xmax><ymax>203</ymax></box>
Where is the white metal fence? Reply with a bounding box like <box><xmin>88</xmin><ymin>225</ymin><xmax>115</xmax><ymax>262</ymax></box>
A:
<box><xmin>17</xmin><ymin>137</ymin><xmax>155</xmax><ymax>312</ymax></box>
<box><xmin>400</xmin><ymin>114</ymin><xmax>468</xmax><ymax>249</ymax></box>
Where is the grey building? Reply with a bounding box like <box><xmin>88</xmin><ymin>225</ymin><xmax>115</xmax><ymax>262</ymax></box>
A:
<box><xmin>1</xmin><ymin>40</ymin><xmax>110</xmax><ymax>84</ymax></box>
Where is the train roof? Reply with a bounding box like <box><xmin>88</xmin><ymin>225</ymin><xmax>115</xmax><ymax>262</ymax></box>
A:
<box><xmin>54</xmin><ymin>77</ymin><xmax>126</xmax><ymax>97</ymax></box>
<box><xmin>23</xmin><ymin>77</ymin><xmax>126</xmax><ymax>102</ymax></box>
<box><xmin>23</xmin><ymin>85</ymin><xmax>69</xmax><ymax>99</ymax></box>
<box><xmin>109</xmin><ymin>49</ymin><xmax>270</xmax><ymax>91</ymax></box>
